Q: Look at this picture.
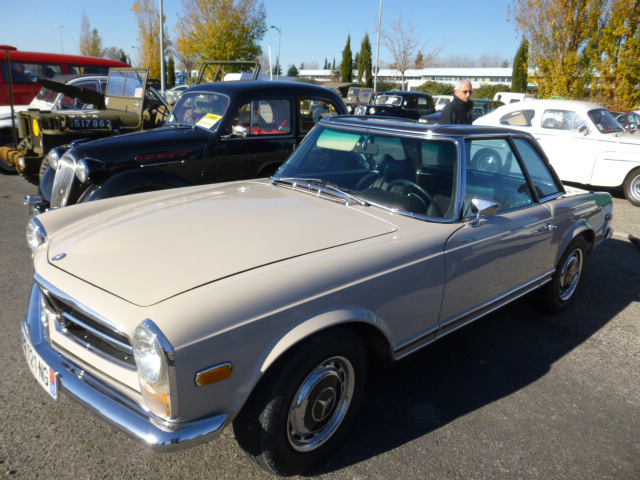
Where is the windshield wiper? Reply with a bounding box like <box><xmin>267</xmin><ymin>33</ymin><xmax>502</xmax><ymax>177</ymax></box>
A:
<box><xmin>272</xmin><ymin>178</ymin><xmax>370</xmax><ymax>207</ymax></box>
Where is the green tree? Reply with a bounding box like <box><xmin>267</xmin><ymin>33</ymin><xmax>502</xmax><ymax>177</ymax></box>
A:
<box><xmin>511</xmin><ymin>0</ymin><xmax>602</xmax><ymax>99</ymax></box>
<box><xmin>287</xmin><ymin>64</ymin><xmax>299</xmax><ymax>77</ymax></box>
<box><xmin>511</xmin><ymin>38</ymin><xmax>528</xmax><ymax>93</ymax></box>
<box><xmin>357</xmin><ymin>33</ymin><xmax>373</xmax><ymax>87</ymax></box>
<box><xmin>167</xmin><ymin>56</ymin><xmax>176</xmax><ymax>87</ymax></box>
<box><xmin>175</xmin><ymin>0</ymin><xmax>266</xmax><ymax>69</ymax></box>
<box><xmin>341</xmin><ymin>35</ymin><xmax>353</xmax><ymax>82</ymax></box>
<box><xmin>416</xmin><ymin>81</ymin><xmax>454</xmax><ymax>95</ymax></box>
<box><xmin>475</xmin><ymin>83</ymin><xmax>510</xmax><ymax>100</ymax></box>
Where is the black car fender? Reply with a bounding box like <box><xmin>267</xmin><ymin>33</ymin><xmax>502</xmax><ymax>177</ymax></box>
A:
<box><xmin>82</xmin><ymin>168</ymin><xmax>192</xmax><ymax>203</ymax></box>
<box><xmin>39</xmin><ymin>166</ymin><xmax>56</xmax><ymax>201</ymax></box>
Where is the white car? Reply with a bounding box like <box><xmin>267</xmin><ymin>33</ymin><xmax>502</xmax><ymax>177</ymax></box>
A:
<box><xmin>474</xmin><ymin>99</ymin><xmax>640</xmax><ymax>206</ymax></box>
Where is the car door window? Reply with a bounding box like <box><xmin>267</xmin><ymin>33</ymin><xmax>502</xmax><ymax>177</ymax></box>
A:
<box><xmin>230</xmin><ymin>99</ymin><xmax>291</xmax><ymax>135</ymax></box>
<box><xmin>60</xmin><ymin>80</ymin><xmax>100</xmax><ymax>108</ymax></box>
<box><xmin>465</xmin><ymin>138</ymin><xmax>534</xmax><ymax>215</ymax></box>
<box><xmin>541</xmin><ymin>109</ymin><xmax>587</xmax><ymax>132</ymax></box>
<box><xmin>512</xmin><ymin>137</ymin><xmax>563</xmax><ymax>199</ymax></box>
<box><xmin>299</xmin><ymin>96</ymin><xmax>342</xmax><ymax>133</ymax></box>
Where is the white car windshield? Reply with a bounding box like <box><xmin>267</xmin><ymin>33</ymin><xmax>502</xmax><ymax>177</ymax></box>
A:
<box><xmin>273</xmin><ymin>124</ymin><xmax>459</xmax><ymax>219</ymax></box>
<box><xmin>588</xmin><ymin>108</ymin><xmax>624</xmax><ymax>134</ymax></box>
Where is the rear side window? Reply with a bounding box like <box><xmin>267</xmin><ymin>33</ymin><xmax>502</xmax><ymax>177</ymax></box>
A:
<box><xmin>500</xmin><ymin>109</ymin><xmax>535</xmax><ymax>127</ymax></box>
<box><xmin>299</xmin><ymin>96</ymin><xmax>343</xmax><ymax>134</ymax></box>
<box><xmin>512</xmin><ymin>137</ymin><xmax>563</xmax><ymax>198</ymax></box>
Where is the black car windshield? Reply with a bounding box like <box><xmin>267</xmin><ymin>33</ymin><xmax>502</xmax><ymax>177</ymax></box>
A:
<box><xmin>274</xmin><ymin>124</ymin><xmax>458</xmax><ymax>219</ymax></box>
<box><xmin>588</xmin><ymin>108</ymin><xmax>624</xmax><ymax>134</ymax></box>
<box><xmin>167</xmin><ymin>92</ymin><xmax>230</xmax><ymax>128</ymax></box>
<box><xmin>373</xmin><ymin>94</ymin><xmax>402</xmax><ymax>106</ymax></box>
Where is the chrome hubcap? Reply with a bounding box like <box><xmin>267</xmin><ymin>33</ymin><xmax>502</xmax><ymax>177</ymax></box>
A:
<box><xmin>558</xmin><ymin>248</ymin><xmax>583</xmax><ymax>301</ymax></box>
<box><xmin>287</xmin><ymin>356</ymin><xmax>354</xmax><ymax>451</ymax></box>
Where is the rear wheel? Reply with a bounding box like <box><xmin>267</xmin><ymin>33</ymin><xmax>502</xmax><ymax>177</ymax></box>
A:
<box><xmin>539</xmin><ymin>237</ymin><xmax>587</xmax><ymax>313</ymax></box>
<box><xmin>233</xmin><ymin>328</ymin><xmax>367</xmax><ymax>476</ymax></box>
<box><xmin>623</xmin><ymin>167</ymin><xmax>640</xmax><ymax>207</ymax></box>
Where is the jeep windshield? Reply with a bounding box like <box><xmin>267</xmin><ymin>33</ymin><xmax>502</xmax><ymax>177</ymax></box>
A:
<box><xmin>106</xmin><ymin>70</ymin><xmax>147</xmax><ymax>97</ymax></box>
<box><xmin>167</xmin><ymin>92</ymin><xmax>230</xmax><ymax>128</ymax></box>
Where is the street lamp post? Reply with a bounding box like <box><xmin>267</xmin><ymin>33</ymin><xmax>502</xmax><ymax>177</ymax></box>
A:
<box><xmin>270</xmin><ymin>25</ymin><xmax>281</xmax><ymax>81</ymax></box>
<box><xmin>54</xmin><ymin>25</ymin><xmax>64</xmax><ymax>54</ymax></box>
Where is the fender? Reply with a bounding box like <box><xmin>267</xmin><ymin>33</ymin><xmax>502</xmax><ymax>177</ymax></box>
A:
<box><xmin>39</xmin><ymin>165</ymin><xmax>56</xmax><ymax>201</ymax></box>
<box><xmin>258</xmin><ymin>307</ymin><xmax>394</xmax><ymax>374</ymax></box>
<box><xmin>83</xmin><ymin>168</ymin><xmax>192</xmax><ymax>202</ymax></box>
<box><xmin>591</xmin><ymin>149</ymin><xmax>640</xmax><ymax>188</ymax></box>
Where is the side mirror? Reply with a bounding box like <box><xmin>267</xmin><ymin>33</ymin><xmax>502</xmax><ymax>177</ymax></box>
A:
<box><xmin>469</xmin><ymin>198</ymin><xmax>499</xmax><ymax>227</ymax></box>
<box><xmin>578</xmin><ymin>125</ymin><xmax>589</xmax><ymax>136</ymax></box>
<box><xmin>231</xmin><ymin>125</ymin><xmax>248</xmax><ymax>138</ymax></box>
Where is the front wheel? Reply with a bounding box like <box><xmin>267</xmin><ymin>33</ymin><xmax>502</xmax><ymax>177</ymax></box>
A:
<box><xmin>623</xmin><ymin>167</ymin><xmax>640</xmax><ymax>207</ymax></box>
<box><xmin>539</xmin><ymin>237</ymin><xmax>587</xmax><ymax>313</ymax></box>
<box><xmin>233</xmin><ymin>328</ymin><xmax>367</xmax><ymax>476</ymax></box>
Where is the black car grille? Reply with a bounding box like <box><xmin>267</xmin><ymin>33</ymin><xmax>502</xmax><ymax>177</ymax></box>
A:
<box><xmin>50</xmin><ymin>155</ymin><xmax>76</xmax><ymax>208</ymax></box>
<box><xmin>41</xmin><ymin>286</ymin><xmax>136</xmax><ymax>369</ymax></box>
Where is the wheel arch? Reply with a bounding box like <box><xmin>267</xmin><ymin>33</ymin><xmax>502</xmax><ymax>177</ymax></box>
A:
<box><xmin>83</xmin><ymin>168</ymin><xmax>191</xmax><ymax>202</ymax></box>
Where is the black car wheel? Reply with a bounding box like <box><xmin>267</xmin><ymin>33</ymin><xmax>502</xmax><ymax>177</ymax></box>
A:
<box><xmin>233</xmin><ymin>327</ymin><xmax>367</xmax><ymax>476</ymax></box>
<box><xmin>623</xmin><ymin>167</ymin><xmax>640</xmax><ymax>207</ymax></box>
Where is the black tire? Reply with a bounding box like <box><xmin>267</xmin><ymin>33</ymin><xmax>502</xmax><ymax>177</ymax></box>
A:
<box><xmin>539</xmin><ymin>237</ymin><xmax>587</xmax><ymax>313</ymax></box>
<box><xmin>233</xmin><ymin>328</ymin><xmax>367</xmax><ymax>476</ymax></box>
<box><xmin>623</xmin><ymin>167</ymin><xmax>640</xmax><ymax>207</ymax></box>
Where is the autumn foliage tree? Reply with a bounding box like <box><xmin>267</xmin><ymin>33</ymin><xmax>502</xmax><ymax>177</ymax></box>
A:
<box><xmin>132</xmin><ymin>0</ymin><xmax>171</xmax><ymax>81</ymax></box>
<box><xmin>174</xmin><ymin>0</ymin><xmax>267</xmax><ymax>77</ymax></box>
<box><xmin>511</xmin><ymin>0</ymin><xmax>640</xmax><ymax>108</ymax></box>
<box><xmin>79</xmin><ymin>11</ymin><xmax>104</xmax><ymax>57</ymax></box>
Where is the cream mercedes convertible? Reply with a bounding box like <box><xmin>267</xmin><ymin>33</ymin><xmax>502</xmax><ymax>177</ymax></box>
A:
<box><xmin>22</xmin><ymin>116</ymin><xmax>613</xmax><ymax>475</ymax></box>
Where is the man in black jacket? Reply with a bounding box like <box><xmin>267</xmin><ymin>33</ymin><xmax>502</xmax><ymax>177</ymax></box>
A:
<box><xmin>440</xmin><ymin>79</ymin><xmax>474</xmax><ymax>124</ymax></box>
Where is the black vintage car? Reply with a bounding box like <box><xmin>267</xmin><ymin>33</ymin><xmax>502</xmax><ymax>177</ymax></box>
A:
<box><xmin>4</xmin><ymin>68</ymin><xmax>169</xmax><ymax>182</ymax></box>
<box><xmin>27</xmin><ymin>80</ymin><xmax>346</xmax><ymax>214</ymax></box>
<box><xmin>353</xmin><ymin>91</ymin><xmax>436</xmax><ymax>120</ymax></box>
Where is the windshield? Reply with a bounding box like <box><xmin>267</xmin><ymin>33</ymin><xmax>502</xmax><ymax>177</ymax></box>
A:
<box><xmin>588</xmin><ymin>108</ymin><xmax>625</xmax><ymax>134</ymax></box>
<box><xmin>106</xmin><ymin>70</ymin><xmax>147</xmax><ymax>97</ymax></box>
<box><xmin>274</xmin><ymin>125</ymin><xmax>458</xmax><ymax>219</ymax></box>
<box><xmin>167</xmin><ymin>92</ymin><xmax>230</xmax><ymax>128</ymax></box>
<box><xmin>373</xmin><ymin>94</ymin><xmax>403</xmax><ymax>106</ymax></box>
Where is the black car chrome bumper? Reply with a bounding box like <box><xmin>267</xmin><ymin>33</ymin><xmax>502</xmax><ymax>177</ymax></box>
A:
<box><xmin>24</xmin><ymin>195</ymin><xmax>49</xmax><ymax>216</ymax></box>
<box><xmin>22</xmin><ymin>284</ymin><xmax>227</xmax><ymax>451</ymax></box>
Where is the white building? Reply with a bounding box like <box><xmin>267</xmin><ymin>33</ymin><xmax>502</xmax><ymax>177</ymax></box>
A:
<box><xmin>299</xmin><ymin>67</ymin><xmax>514</xmax><ymax>90</ymax></box>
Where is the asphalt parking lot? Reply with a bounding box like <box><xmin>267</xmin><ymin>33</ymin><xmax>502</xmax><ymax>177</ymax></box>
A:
<box><xmin>1</xmin><ymin>173</ymin><xmax>638</xmax><ymax>480</ymax></box>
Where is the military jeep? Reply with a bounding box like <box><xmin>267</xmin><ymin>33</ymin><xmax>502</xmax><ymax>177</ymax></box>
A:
<box><xmin>1</xmin><ymin>68</ymin><xmax>169</xmax><ymax>182</ymax></box>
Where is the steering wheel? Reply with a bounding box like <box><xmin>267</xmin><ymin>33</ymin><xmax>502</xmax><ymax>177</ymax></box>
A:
<box><xmin>387</xmin><ymin>179</ymin><xmax>443</xmax><ymax>217</ymax></box>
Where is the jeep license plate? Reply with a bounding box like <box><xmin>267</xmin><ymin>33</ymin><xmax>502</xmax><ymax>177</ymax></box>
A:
<box><xmin>22</xmin><ymin>330</ymin><xmax>58</xmax><ymax>400</ymax></box>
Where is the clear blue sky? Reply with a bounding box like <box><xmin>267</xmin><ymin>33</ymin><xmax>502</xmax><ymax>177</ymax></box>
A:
<box><xmin>2</xmin><ymin>0</ymin><xmax>521</xmax><ymax>69</ymax></box>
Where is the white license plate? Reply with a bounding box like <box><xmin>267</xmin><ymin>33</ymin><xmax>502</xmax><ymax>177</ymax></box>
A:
<box><xmin>22</xmin><ymin>330</ymin><xmax>58</xmax><ymax>401</ymax></box>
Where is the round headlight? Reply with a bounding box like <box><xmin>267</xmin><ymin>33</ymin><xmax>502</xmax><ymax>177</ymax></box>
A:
<box><xmin>133</xmin><ymin>327</ymin><xmax>163</xmax><ymax>384</ymax></box>
<box><xmin>368</xmin><ymin>107</ymin><xmax>377</xmax><ymax>115</ymax></box>
<box><xmin>26</xmin><ymin>217</ymin><xmax>47</xmax><ymax>253</ymax></box>
<box><xmin>76</xmin><ymin>158</ymin><xmax>89</xmax><ymax>183</ymax></box>
<box><xmin>45</xmin><ymin>148</ymin><xmax>62</xmax><ymax>170</ymax></box>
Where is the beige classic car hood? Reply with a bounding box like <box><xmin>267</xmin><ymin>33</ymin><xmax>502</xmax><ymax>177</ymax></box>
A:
<box><xmin>46</xmin><ymin>182</ymin><xmax>397</xmax><ymax>306</ymax></box>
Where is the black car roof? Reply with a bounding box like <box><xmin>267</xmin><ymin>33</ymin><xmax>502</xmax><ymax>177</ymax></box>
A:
<box><xmin>321</xmin><ymin>115</ymin><xmax>533</xmax><ymax>138</ymax></box>
<box><xmin>181</xmin><ymin>80</ymin><xmax>343</xmax><ymax>99</ymax></box>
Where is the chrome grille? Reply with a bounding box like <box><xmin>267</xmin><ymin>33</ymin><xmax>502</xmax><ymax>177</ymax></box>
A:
<box><xmin>41</xmin><ymin>287</ymin><xmax>136</xmax><ymax>369</ymax></box>
<box><xmin>50</xmin><ymin>155</ymin><xmax>76</xmax><ymax>208</ymax></box>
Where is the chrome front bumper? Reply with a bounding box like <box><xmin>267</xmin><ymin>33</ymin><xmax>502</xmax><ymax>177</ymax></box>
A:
<box><xmin>22</xmin><ymin>284</ymin><xmax>227</xmax><ymax>451</ymax></box>
<box><xmin>24</xmin><ymin>195</ymin><xmax>49</xmax><ymax>216</ymax></box>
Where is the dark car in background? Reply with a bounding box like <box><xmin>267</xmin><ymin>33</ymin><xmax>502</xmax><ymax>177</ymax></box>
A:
<box><xmin>27</xmin><ymin>80</ymin><xmax>346</xmax><ymax>214</ymax></box>
<box><xmin>353</xmin><ymin>91</ymin><xmax>436</xmax><ymax>120</ymax></box>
